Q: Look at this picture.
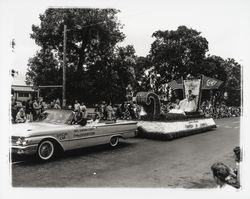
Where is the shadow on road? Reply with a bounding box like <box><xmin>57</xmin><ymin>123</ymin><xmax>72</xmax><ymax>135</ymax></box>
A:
<box><xmin>11</xmin><ymin>141</ymin><xmax>135</xmax><ymax>166</ymax></box>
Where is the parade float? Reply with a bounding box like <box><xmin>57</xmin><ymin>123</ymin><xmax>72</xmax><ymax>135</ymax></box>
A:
<box><xmin>136</xmin><ymin>75</ymin><xmax>223</xmax><ymax>140</ymax></box>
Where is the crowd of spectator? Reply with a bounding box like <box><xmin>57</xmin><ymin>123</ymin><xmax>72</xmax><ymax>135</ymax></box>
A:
<box><xmin>11</xmin><ymin>95</ymin><xmax>241</xmax><ymax>124</ymax></box>
<box><xmin>160</xmin><ymin>99</ymin><xmax>241</xmax><ymax>118</ymax></box>
<box><xmin>11</xmin><ymin>96</ymin><xmax>48</xmax><ymax>123</ymax></box>
<box><xmin>200</xmin><ymin>100</ymin><xmax>241</xmax><ymax>118</ymax></box>
<box><xmin>11</xmin><ymin>96</ymin><xmax>142</xmax><ymax>124</ymax></box>
<box><xmin>47</xmin><ymin>98</ymin><xmax>62</xmax><ymax>109</ymax></box>
<box><xmin>92</xmin><ymin>101</ymin><xmax>141</xmax><ymax>121</ymax></box>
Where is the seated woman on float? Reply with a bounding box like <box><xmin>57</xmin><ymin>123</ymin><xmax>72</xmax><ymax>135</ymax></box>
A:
<box><xmin>169</xmin><ymin>95</ymin><xmax>197</xmax><ymax>114</ymax></box>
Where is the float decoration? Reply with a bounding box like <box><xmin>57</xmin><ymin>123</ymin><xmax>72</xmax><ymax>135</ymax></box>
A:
<box><xmin>136</xmin><ymin>92</ymin><xmax>161</xmax><ymax>120</ymax></box>
<box><xmin>136</xmin><ymin>75</ymin><xmax>222</xmax><ymax>140</ymax></box>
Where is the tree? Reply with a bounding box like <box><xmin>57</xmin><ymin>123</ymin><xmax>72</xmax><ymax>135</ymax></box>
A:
<box><xmin>199</xmin><ymin>55</ymin><xmax>227</xmax><ymax>104</ymax></box>
<box><xmin>223</xmin><ymin>58</ymin><xmax>242</xmax><ymax>106</ymax></box>
<box><xmin>199</xmin><ymin>56</ymin><xmax>241</xmax><ymax>106</ymax></box>
<box><xmin>26</xmin><ymin>8</ymin><xmax>127</xmax><ymax>104</ymax></box>
<box><xmin>201</xmin><ymin>55</ymin><xmax>227</xmax><ymax>81</ymax></box>
<box><xmin>26</xmin><ymin>49</ymin><xmax>61</xmax><ymax>85</ymax></box>
<box><xmin>114</xmin><ymin>45</ymin><xmax>136</xmax><ymax>87</ymax></box>
<box><xmin>149</xmin><ymin>26</ymin><xmax>209</xmax><ymax>82</ymax></box>
<box><xmin>26</xmin><ymin>49</ymin><xmax>62</xmax><ymax>101</ymax></box>
<box><xmin>133</xmin><ymin>56</ymin><xmax>152</xmax><ymax>91</ymax></box>
<box><xmin>147</xmin><ymin>26</ymin><xmax>242</xmax><ymax>106</ymax></box>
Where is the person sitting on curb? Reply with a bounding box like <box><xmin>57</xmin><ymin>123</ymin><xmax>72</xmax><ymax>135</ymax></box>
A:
<box><xmin>15</xmin><ymin>108</ymin><xmax>27</xmax><ymax>123</ymax></box>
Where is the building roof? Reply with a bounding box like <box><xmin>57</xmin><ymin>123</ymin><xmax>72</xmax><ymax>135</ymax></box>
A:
<box><xmin>11</xmin><ymin>85</ymin><xmax>35</xmax><ymax>92</ymax></box>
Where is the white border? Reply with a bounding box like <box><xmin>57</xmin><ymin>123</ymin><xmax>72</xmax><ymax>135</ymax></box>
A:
<box><xmin>1</xmin><ymin>0</ymin><xmax>250</xmax><ymax>199</ymax></box>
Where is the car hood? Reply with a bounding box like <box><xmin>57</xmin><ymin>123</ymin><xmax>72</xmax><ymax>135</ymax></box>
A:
<box><xmin>11</xmin><ymin>122</ymin><xmax>69</xmax><ymax>137</ymax></box>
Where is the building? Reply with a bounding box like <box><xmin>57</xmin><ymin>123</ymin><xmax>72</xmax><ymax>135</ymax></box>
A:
<box><xmin>11</xmin><ymin>73</ymin><xmax>38</xmax><ymax>102</ymax></box>
<box><xmin>11</xmin><ymin>85</ymin><xmax>37</xmax><ymax>102</ymax></box>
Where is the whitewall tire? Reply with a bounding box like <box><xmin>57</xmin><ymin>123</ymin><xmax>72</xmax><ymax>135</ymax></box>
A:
<box><xmin>109</xmin><ymin>136</ymin><xmax>119</xmax><ymax>147</ymax></box>
<box><xmin>37</xmin><ymin>140</ymin><xmax>55</xmax><ymax>161</ymax></box>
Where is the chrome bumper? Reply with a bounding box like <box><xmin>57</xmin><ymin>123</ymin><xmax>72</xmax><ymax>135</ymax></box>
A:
<box><xmin>11</xmin><ymin>144</ymin><xmax>38</xmax><ymax>155</ymax></box>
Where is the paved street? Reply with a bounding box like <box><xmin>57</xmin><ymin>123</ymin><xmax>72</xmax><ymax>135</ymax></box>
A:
<box><xmin>11</xmin><ymin>117</ymin><xmax>240</xmax><ymax>188</ymax></box>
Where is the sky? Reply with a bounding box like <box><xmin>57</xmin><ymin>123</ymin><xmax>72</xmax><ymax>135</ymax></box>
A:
<box><xmin>1</xmin><ymin>0</ymin><xmax>250</xmax><ymax>85</ymax></box>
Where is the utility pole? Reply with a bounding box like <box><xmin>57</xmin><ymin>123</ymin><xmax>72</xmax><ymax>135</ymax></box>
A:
<box><xmin>62</xmin><ymin>25</ymin><xmax>67</xmax><ymax>107</ymax></box>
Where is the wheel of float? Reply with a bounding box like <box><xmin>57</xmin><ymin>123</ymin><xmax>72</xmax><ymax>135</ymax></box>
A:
<box><xmin>37</xmin><ymin>140</ymin><xmax>55</xmax><ymax>161</ymax></box>
<box><xmin>109</xmin><ymin>136</ymin><xmax>119</xmax><ymax>147</ymax></box>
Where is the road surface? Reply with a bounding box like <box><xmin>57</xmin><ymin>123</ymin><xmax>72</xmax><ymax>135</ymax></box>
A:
<box><xmin>11</xmin><ymin>117</ymin><xmax>240</xmax><ymax>188</ymax></box>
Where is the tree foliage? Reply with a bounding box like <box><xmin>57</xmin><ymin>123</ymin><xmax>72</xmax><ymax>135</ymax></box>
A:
<box><xmin>222</xmin><ymin>58</ymin><xmax>241</xmax><ymax>106</ymax></box>
<box><xmin>147</xmin><ymin>26</ymin><xmax>241</xmax><ymax>105</ymax></box>
<box><xmin>150</xmin><ymin>26</ymin><xmax>209</xmax><ymax>83</ymax></box>
<box><xmin>26</xmin><ymin>13</ymin><xmax>242</xmax><ymax>106</ymax></box>
<box><xmin>26</xmin><ymin>8</ymin><xmax>137</xmax><ymax>104</ymax></box>
<box><xmin>133</xmin><ymin>56</ymin><xmax>152</xmax><ymax>91</ymax></box>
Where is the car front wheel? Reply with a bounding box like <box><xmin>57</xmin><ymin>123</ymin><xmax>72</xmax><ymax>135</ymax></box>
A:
<box><xmin>109</xmin><ymin>136</ymin><xmax>119</xmax><ymax>147</ymax></box>
<box><xmin>37</xmin><ymin>140</ymin><xmax>55</xmax><ymax>161</ymax></box>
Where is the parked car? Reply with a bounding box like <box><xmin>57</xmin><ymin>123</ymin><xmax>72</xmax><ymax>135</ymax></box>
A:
<box><xmin>11</xmin><ymin>109</ymin><xmax>137</xmax><ymax>161</ymax></box>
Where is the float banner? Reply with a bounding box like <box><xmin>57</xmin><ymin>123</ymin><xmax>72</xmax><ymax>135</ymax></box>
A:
<box><xmin>201</xmin><ymin>75</ymin><xmax>223</xmax><ymax>90</ymax></box>
<box><xmin>183</xmin><ymin>79</ymin><xmax>201</xmax><ymax>101</ymax></box>
<box><xmin>168</xmin><ymin>78</ymin><xmax>183</xmax><ymax>90</ymax></box>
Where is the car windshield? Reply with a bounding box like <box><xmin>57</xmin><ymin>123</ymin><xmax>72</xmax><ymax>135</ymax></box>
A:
<box><xmin>40</xmin><ymin>110</ymin><xmax>73</xmax><ymax>124</ymax></box>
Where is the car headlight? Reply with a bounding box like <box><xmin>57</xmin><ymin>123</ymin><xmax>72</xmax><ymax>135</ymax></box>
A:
<box><xmin>16</xmin><ymin>137</ymin><xmax>28</xmax><ymax>146</ymax></box>
<box><xmin>15</xmin><ymin>138</ymin><xmax>23</xmax><ymax>145</ymax></box>
<box><xmin>22</xmin><ymin>139</ymin><xmax>28</xmax><ymax>146</ymax></box>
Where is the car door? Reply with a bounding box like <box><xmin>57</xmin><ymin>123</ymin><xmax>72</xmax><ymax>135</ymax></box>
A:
<box><xmin>68</xmin><ymin>124</ymin><xmax>97</xmax><ymax>150</ymax></box>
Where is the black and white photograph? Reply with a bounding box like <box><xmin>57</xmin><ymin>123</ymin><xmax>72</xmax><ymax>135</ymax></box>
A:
<box><xmin>0</xmin><ymin>0</ymin><xmax>250</xmax><ymax>198</ymax></box>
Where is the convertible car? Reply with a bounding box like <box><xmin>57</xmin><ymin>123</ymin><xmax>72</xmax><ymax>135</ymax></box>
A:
<box><xmin>11</xmin><ymin>109</ymin><xmax>137</xmax><ymax>161</ymax></box>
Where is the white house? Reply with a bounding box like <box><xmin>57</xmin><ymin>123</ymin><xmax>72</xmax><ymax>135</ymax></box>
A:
<box><xmin>11</xmin><ymin>73</ymin><xmax>37</xmax><ymax>102</ymax></box>
<box><xmin>11</xmin><ymin>85</ymin><xmax>36</xmax><ymax>101</ymax></box>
